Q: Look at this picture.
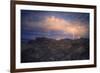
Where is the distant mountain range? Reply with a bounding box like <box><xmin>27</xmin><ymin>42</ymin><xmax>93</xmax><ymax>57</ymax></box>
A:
<box><xmin>21</xmin><ymin>37</ymin><xmax>89</xmax><ymax>63</ymax></box>
<box><xmin>22</xmin><ymin>37</ymin><xmax>89</xmax><ymax>44</ymax></box>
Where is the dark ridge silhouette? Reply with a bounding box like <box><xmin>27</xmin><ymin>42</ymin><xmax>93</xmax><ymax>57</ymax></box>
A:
<box><xmin>21</xmin><ymin>37</ymin><xmax>89</xmax><ymax>63</ymax></box>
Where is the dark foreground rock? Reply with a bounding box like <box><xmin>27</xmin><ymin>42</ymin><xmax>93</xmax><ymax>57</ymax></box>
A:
<box><xmin>21</xmin><ymin>37</ymin><xmax>89</xmax><ymax>63</ymax></box>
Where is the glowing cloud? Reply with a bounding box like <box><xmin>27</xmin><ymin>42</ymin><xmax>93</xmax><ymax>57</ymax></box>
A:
<box><xmin>21</xmin><ymin>10</ymin><xmax>89</xmax><ymax>40</ymax></box>
<box><xmin>43</xmin><ymin>16</ymin><xmax>88</xmax><ymax>39</ymax></box>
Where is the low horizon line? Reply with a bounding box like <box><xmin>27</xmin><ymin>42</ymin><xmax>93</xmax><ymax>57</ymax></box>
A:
<box><xmin>21</xmin><ymin>37</ymin><xmax>89</xmax><ymax>41</ymax></box>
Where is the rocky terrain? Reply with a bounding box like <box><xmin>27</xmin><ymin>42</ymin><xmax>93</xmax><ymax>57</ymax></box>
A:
<box><xmin>21</xmin><ymin>37</ymin><xmax>89</xmax><ymax>63</ymax></box>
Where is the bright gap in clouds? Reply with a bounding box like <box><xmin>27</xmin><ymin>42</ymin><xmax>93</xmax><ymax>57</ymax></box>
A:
<box><xmin>21</xmin><ymin>10</ymin><xmax>89</xmax><ymax>40</ymax></box>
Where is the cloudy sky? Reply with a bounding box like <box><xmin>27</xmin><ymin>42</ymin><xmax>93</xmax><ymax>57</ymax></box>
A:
<box><xmin>21</xmin><ymin>10</ymin><xmax>89</xmax><ymax>40</ymax></box>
